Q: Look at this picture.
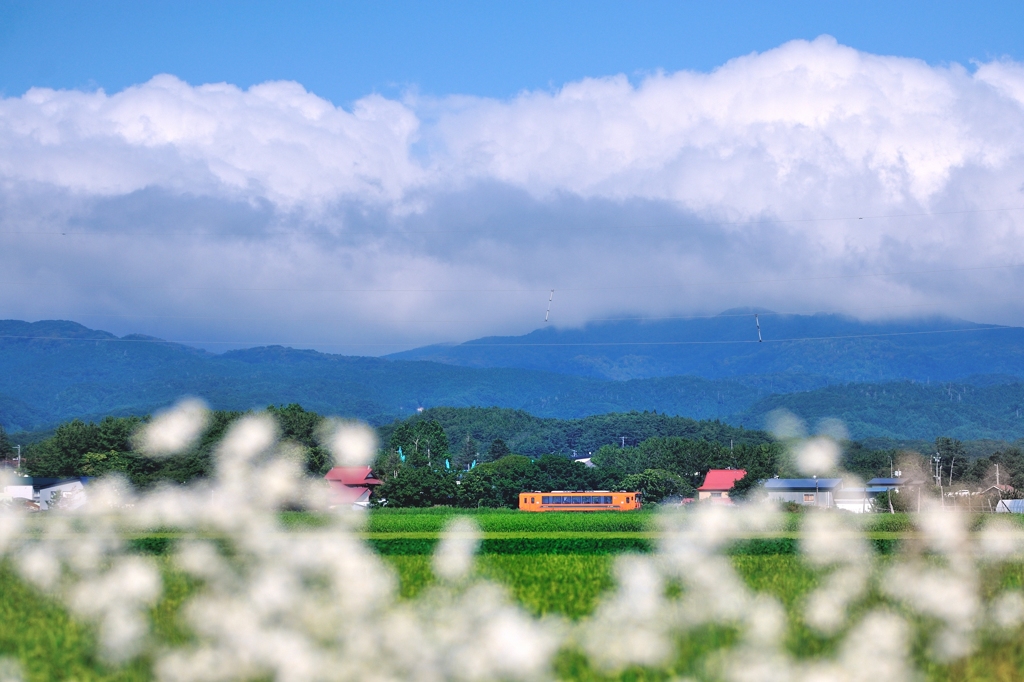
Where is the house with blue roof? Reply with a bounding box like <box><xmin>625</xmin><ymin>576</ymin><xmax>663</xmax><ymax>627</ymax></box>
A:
<box><xmin>764</xmin><ymin>478</ymin><xmax>844</xmax><ymax>508</ymax></box>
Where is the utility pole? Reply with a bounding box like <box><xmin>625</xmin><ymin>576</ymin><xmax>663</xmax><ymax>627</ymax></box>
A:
<box><xmin>620</xmin><ymin>437</ymin><xmax>626</xmax><ymax>447</ymax></box>
<box><xmin>14</xmin><ymin>445</ymin><xmax>20</xmax><ymax>470</ymax></box>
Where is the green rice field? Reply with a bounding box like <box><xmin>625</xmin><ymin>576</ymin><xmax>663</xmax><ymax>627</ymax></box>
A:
<box><xmin>3</xmin><ymin>510</ymin><xmax>1024</xmax><ymax>680</ymax></box>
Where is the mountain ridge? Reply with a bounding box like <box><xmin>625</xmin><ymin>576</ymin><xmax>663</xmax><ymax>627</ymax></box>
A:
<box><xmin>3</xmin><ymin>317</ymin><xmax>1024</xmax><ymax>442</ymax></box>
<box><xmin>386</xmin><ymin>312</ymin><xmax>1016</xmax><ymax>381</ymax></box>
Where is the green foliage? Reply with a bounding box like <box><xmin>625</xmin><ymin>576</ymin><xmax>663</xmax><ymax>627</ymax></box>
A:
<box><xmin>266</xmin><ymin>403</ymin><xmax>333</xmax><ymax>475</ymax></box>
<box><xmin>842</xmin><ymin>441</ymin><xmax>895</xmax><ymax>480</ymax></box>
<box><xmin>376</xmin><ymin>466</ymin><xmax>457</xmax><ymax>507</ymax></box>
<box><xmin>380</xmin><ymin>406</ymin><xmax>771</xmax><ymax>459</ymax></box>
<box><xmin>80</xmin><ymin>450</ymin><xmax>133</xmax><ymax>477</ymax></box>
<box><xmin>453</xmin><ymin>453</ymin><xmax>616</xmax><ymax>508</ymax></box>
<box><xmin>23</xmin><ymin>411</ymin><xmax>244</xmax><ymax>488</ymax></box>
<box><xmin>618</xmin><ymin>468</ymin><xmax>689</xmax><ymax>503</ymax></box>
<box><xmin>485</xmin><ymin>437</ymin><xmax>510</xmax><ymax>461</ymax></box>
<box><xmin>388</xmin><ymin>419</ymin><xmax>449</xmax><ymax>468</ymax></box>
<box><xmin>457</xmin><ymin>455</ymin><xmax>546</xmax><ymax>508</ymax></box>
<box><xmin>26</xmin><ymin>416</ymin><xmax>145</xmax><ymax>479</ymax></box>
<box><xmin>455</xmin><ymin>433</ymin><xmax>478</xmax><ymax>469</ymax></box>
<box><xmin>592</xmin><ymin>437</ymin><xmax>784</xmax><ymax>496</ymax></box>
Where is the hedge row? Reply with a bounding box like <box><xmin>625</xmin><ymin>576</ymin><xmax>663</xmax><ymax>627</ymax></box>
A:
<box><xmin>127</xmin><ymin>534</ymin><xmax>901</xmax><ymax>557</ymax></box>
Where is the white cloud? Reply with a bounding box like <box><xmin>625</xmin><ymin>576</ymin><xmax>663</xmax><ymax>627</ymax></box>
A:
<box><xmin>1</xmin><ymin>36</ymin><xmax>1024</xmax><ymax>349</ymax></box>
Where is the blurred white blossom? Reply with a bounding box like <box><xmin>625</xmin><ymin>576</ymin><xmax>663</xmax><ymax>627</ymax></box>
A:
<box><xmin>138</xmin><ymin>399</ymin><xmax>210</xmax><ymax>457</ymax></box>
<box><xmin>1</xmin><ymin>410</ymin><xmax>1023</xmax><ymax>680</ymax></box>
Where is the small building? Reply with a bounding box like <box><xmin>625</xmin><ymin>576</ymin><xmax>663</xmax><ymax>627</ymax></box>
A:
<box><xmin>764</xmin><ymin>478</ymin><xmax>844</xmax><ymax>508</ymax></box>
<box><xmin>834</xmin><ymin>486</ymin><xmax>890</xmax><ymax>513</ymax></box>
<box><xmin>996</xmin><ymin>499</ymin><xmax>1024</xmax><ymax>514</ymax></box>
<box><xmin>3</xmin><ymin>476</ymin><xmax>89</xmax><ymax>511</ymax></box>
<box><xmin>37</xmin><ymin>480</ymin><xmax>88</xmax><ymax>510</ymax></box>
<box><xmin>324</xmin><ymin>466</ymin><xmax>382</xmax><ymax>509</ymax></box>
<box><xmin>697</xmin><ymin>469</ymin><xmax>747</xmax><ymax>502</ymax></box>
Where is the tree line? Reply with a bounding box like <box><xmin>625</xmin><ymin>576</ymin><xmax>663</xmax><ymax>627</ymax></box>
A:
<box><xmin>8</xmin><ymin>405</ymin><xmax>1024</xmax><ymax>508</ymax></box>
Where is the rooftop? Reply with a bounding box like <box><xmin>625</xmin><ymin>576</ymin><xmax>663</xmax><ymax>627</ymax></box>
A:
<box><xmin>698</xmin><ymin>469</ymin><xmax>747</xmax><ymax>491</ymax></box>
<box><xmin>324</xmin><ymin>466</ymin><xmax>382</xmax><ymax>487</ymax></box>
<box><xmin>764</xmin><ymin>478</ymin><xmax>844</xmax><ymax>491</ymax></box>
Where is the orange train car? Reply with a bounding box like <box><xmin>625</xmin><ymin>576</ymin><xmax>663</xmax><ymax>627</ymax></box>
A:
<box><xmin>518</xmin><ymin>491</ymin><xmax>641</xmax><ymax>512</ymax></box>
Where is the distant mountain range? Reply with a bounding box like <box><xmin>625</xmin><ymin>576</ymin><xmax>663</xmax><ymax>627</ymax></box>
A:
<box><xmin>2</xmin><ymin>316</ymin><xmax>1024</xmax><ymax>443</ymax></box>
<box><xmin>388</xmin><ymin>309</ymin><xmax>1024</xmax><ymax>382</ymax></box>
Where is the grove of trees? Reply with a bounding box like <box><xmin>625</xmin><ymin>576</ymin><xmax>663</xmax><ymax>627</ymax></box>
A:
<box><xmin>12</xmin><ymin>403</ymin><xmax>1024</xmax><ymax>508</ymax></box>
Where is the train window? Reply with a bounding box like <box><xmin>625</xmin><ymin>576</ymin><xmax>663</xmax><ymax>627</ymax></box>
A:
<box><xmin>542</xmin><ymin>496</ymin><xmax>551</xmax><ymax>504</ymax></box>
<box><xmin>531</xmin><ymin>497</ymin><xmax>535</xmax><ymax>504</ymax></box>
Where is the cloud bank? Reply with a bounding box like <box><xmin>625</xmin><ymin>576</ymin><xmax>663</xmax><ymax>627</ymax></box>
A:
<box><xmin>2</xmin><ymin>36</ymin><xmax>1024</xmax><ymax>352</ymax></box>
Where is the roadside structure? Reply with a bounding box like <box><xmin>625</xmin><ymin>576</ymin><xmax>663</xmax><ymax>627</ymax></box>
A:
<box><xmin>697</xmin><ymin>469</ymin><xmax>746</xmax><ymax>502</ymax></box>
<box><xmin>324</xmin><ymin>466</ymin><xmax>382</xmax><ymax>509</ymax></box>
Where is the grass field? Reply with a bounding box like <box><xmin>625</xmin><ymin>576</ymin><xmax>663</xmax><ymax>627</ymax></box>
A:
<box><xmin>3</xmin><ymin>509</ymin><xmax>1024</xmax><ymax>680</ymax></box>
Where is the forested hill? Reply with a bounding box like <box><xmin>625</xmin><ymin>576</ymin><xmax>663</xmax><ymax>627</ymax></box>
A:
<box><xmin>0</xmin><ymin>319</ymin><xmax>766</xmax><ymax>431</ymax></box>
<box><xmin>387</xmin><ymin>310</ymin><xmax>1024</xmax><ymax>382</ymax></box>
<box><xmin>377</xmin><ymin>407</ymin><xmax>772</xmax><ymax>458</ymax></box>
<box><xmin>3</xmin><ymin>319</ymin><xmax>1024</xmax><ymax>442</ymax></box>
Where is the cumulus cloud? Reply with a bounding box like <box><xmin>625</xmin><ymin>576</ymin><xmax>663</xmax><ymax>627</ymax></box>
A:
<box><xmin>2</xmin><ymin>35</ymin><xmax>1024</xmax><ymax>349</ymax></box>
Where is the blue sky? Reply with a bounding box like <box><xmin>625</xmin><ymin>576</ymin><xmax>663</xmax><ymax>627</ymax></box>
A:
<box><xmin>2</xmin><ymin>1</ymin><xmax>1024</xmax><ymax>352</ymax></box>
<box><xmin>2</xmin><ymin>1</ymin><xmax>1023</xmax><ymax>103</ymax></box>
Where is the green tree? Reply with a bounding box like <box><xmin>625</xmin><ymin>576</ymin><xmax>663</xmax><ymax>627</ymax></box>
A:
<box><xmin>455</xmin><ymin>434</ymin><xmax>478</xmax><ymax>470</ymax></box>
<box><xmin>534</xmin><ymin>454</ymin><xmax>606</xmax><ymax>491</ymax></box>
<box><xmin>457</xmin><ymin>455</ymin><xmax>544</xmax><ymax>508</ymax></box>
<box><xmin>80</xmin><ymin>450</ymin><xmax>133</xmax><ymax>477</ymax></box>
<box><xmin>618</xmin><ymin>469</ymin><xmax>690</xmax><ymax>503</ymax></box>
<box><xmin>375</xmin><ymin>466</ymin><xmax>456</xmax><ymax>507</ymax></box>
<box><xmin>389</xmin><ymin>420</ymin><xmax>449</xmax><ymax>468</ymax></box>
<box><xmin>266</xmin><ymin>403</ymin><xmax>332</xmax><ymax>475</ymax></box>
<box><xmin>936</xmin><ymin>437</ymin><xmax>967</xmax><ymax>486</ymax></box>
<box><xmin>486</xmin><ymin>438</ymin><xmax>511</xmax><ymax>462</ymax></box>
<box><xmin>0</xmin><ymin>425</ymin><xmax>11</xmax><ymax>459</ymax></box>
<box><xmin>26</xmin><ymin>419</ymin><xmax>100</xmax><ymax>477</ymax></box>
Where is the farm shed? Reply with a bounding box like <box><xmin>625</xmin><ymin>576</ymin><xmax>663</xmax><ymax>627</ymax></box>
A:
<box><xmin>833</xmin><ymin>486</ymin><xmax>891</xmax><ymax>513</ymax></box>
<box><xmin>325</xmin><ymin>466</ymin><xmax>382</xmax><ymax>509</ymax></box>
<box><xmin>996</xmin><ymin>499</ymin><xmax>1024</xmax><ymax>513</ymax></box>
<box><xmin>697</xmin><ymin>469</ymin><xmax>747</xmax><ymax>502</ymax></box>
<box><xmin>764</xmin><ymin>478</ymin><xmax>843</xmax><ymax>508</ymax></box>
<box><xmin>3</xmin><ymin>477</ymin><xmax>89</xmax><ymax>511</ymax></box>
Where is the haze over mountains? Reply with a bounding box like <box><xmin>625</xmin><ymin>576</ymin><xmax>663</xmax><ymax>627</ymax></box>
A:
<box><xmin>2</xmin><ymin>312</ymin><xmax>1024</xmax><ymax>443</ymax></box>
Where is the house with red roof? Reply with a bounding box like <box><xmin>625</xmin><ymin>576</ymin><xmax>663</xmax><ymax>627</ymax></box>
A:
<box><xmin>697</xmin><ymin>469</ymin><xmax>747</xmax><ymax>502</ymax></box>
<box><xmin>324</xmin><ymin>466</ymin><xmax>382</xmax><ymax>509</ymax></box>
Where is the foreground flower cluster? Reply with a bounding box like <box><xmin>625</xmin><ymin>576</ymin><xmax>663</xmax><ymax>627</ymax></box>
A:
<box><xmin>2</xmin><ymin>400</ymin><xmax>1024</xmax><ymax>681</ymax></box>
